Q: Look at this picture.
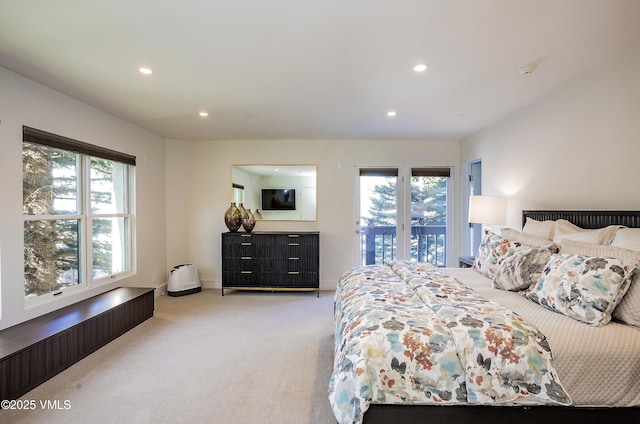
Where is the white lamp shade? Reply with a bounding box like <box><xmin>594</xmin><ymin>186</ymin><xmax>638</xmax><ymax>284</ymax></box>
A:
<box><xmin>469</xmin><ymin>195</ymin><xmax>507</xmax><ymax>225</ymax></box>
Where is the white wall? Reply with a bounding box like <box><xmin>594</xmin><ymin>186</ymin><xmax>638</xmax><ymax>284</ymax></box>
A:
<box><xmin>167</xmin><ymin>139</ymin><xmax>460</xmax><ymax>291</ymax></box>
<box><xmin>165</xmin><ymin>139</ymin><xmax>190</xmax><ymax>270</ymax></box>
<box><xmin>461</xmin><ymin>47</ymin><xmax>640</xmax><ymax>229</ymax></box>
<box><xmin>0</xmin><ymin>66</ymin><xmax>167</xmax><ymax>330</ymax></box>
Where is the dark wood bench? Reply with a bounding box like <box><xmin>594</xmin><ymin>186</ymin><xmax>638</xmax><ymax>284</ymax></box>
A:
<box><xmin>0</xmin><ymin>287</ymin><xmax>154</xmax><ymax>400</ymax></box>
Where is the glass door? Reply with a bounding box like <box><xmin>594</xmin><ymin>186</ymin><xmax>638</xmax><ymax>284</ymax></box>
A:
<box><xmin>355</xmin><ymin>167</ymin><xmax>451</xmax><ymax>267</ymax></box>
<box><xmin>409</xmin><ymin>169</ymin><xmax>449</xmax><ymax>266</ymax></box>
<box><xmin>357</xmin><ymin>168</ymin><xmax>398</xmax><ymax>266</ymax></box>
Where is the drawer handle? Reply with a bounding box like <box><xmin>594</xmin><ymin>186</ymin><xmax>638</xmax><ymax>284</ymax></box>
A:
<box><xmin>241</xmin><ymin>256</ymin><xmax>252</xmax><ymax>260</ymax></box>
<box><xmin>288</xmin><ymin>234</ymin><xmax>300</xmax><ymax>238</ymax></box>
<box><xmin>289</xmin><ymin>257</ymin><xmax>299</xmax><ymax>260</ymax></box>
<box><xmin>241</xmin><ymin>271</ymin><xmax>252</xmax><ymax>274</ymax></box>
<box><xmin>288</xmin><ymin>243</ymin><xmax>299</xmax><ymax>246</ymax></box>
<box><xmin>241</xmin><ymin>243</ymin><xmax>252</xmax><ymax>246</ymax></box>
<box><xmin>288</xmin><ymin>271</ymin><xmax>300</xmax><ymax>275</ymax></box>
<box><xmin>241</xmin><ymin>234</ymin><xmax>252</xmax><ymax>237</ymax></box>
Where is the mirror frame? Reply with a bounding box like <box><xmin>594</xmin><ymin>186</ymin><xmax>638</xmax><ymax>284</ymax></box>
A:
<box><xmin>231</xmin><ymin>164</ymin><xmax>317</xmax><ymax>221</ymax></box>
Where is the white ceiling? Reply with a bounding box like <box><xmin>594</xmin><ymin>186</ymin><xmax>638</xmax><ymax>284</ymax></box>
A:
<box><xmin>1</xmin><ymin>0</ymin><xmax>639</xmax><ymax>142</ymax></box>
<box><xmin>234</xmin><ymin>165</ymin><xmax>316</xmax><ymax>178</ymax></box>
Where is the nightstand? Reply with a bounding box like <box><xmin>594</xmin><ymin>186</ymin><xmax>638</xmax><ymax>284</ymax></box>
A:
<box><xmin>458</xmin><ymin>256</ymin><xmax>475</xmax><ymax>268</ymax></box>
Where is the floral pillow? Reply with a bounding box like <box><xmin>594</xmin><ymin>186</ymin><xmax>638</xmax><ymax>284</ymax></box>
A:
<box><xmin>492</xmin><ymin>244</ymin><xmax>559</xmax><ymax>291</ymax></box>
<box><xmin>525</xmin><ymin>253</ymin><xmax>637</xmax><ymax>326</ymax></box>
<box><xmin>559</xmin><ymin>239</ymin><xmax>640</xmax><ymax>328</ymax></box>
<box><xmin>473</xmin><ymin>231</ymin><xmax>530</xmax><ymax>279</ymax></box>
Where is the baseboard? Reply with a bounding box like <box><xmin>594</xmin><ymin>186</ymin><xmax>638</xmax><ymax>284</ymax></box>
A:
<box><xmin>155</xmin><ymin>283</ymin><xmax>168</xmax><ymax>297</ymax></box>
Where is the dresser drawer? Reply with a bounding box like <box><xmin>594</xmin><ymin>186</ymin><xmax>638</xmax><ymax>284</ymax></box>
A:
<box><xmin>281</xmin><ymin>271</ymin><xmax>319</xmax><ymax>288</ymax></box>
<box><xmin>222</xmin><ymin>270</ymin><xmax>259</xmax><ymax>287</ymax></box>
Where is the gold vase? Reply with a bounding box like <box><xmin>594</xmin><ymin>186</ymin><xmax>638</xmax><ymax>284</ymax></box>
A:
<box><xmin>238</xmin><ymin>203</ymin><xmax>247</xmax><ymax>220</ymax></box>
<box><xmin>242</xmin><ymin>209</ymin><xmax>256</xmax><ymax>232</ymax></box>
<box><xmin>224</xmin><ymin>202</ymin><xmax>242</xmax><ymax>232</ymax></box>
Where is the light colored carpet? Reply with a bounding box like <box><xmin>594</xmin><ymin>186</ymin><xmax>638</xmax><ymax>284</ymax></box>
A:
<box><xmin>2</xmin><ymin>289</ymin><xmax>337</xmax><ymax>424</ymax></box>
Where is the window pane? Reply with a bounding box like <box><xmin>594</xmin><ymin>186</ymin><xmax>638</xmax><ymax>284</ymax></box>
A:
<box><xmin>24</xmin><ymin>219</ymin><xmax>81</xmax><ymax>299</ymax></box>
<box><xmin>359</xmin><ymin>175</ymin><xmax>397</xmax><ymax>266</ymax></box>
<box><xmin>92</xmin><ymin>217</ymin><xmax>129</xmax><ymax>279</ymax></box>
<box><xmin>23</xmin><ymin>142</ymin><xmax>78</xmax><ymax>215</ymax></box>
<box><xmin>410</xmin><ymin>176</ymin><xmax>447</xmax><ymax>266</ymax></box>
<box><xmin>91</xmin><ymin>158</ymin><xmax>127</xmax><ymax>214</ymax></box>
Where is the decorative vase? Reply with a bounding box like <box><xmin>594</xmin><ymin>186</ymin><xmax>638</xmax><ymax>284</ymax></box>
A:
<box><xmin>224</xmin><ymin>202</ymin><xmax>242</xmax><ymax>232</ymax></box>
<box><xmin>253</xmin><ymin>209</ymin><xmax>264</xmax><ymax>220</ymax></box>
<box><xmin>238</xmin><ymin>203</ymin><xmax>247</xmax><ymax>219</ymax></box>
<box><xmin>242</xmin><ymin>209</ymin><xmax>256</xmax><ymax>232</ymax></box>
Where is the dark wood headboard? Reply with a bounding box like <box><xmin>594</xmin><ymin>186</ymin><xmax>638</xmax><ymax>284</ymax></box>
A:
<box><xmin>522</xmin><ymin>210</ymin><xmax>640</xmax><ymax>229</ymax></box>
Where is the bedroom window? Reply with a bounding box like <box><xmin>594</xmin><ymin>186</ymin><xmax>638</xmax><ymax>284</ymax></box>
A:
<box><xmin>22</xmin><ymin>126</ymin><xmax>136</xmax><ymax>302</ymax></box>
<box><xmin>356</xmin><ymin>167</ymin><xmax>452</xmax><ymax>267</ymax></box>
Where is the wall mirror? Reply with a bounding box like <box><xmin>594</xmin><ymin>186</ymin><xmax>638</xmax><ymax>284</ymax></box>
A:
<box><xmin>231</xmin><ymin>165</ymin><xmax>317</xmax><ymax>221</ymax></box>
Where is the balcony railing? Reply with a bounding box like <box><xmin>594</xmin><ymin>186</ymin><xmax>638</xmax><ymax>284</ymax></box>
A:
<box><xmin>360</xmin><ymin>223</ymin><xmax>446</xmax><ymax>266</ymax></box>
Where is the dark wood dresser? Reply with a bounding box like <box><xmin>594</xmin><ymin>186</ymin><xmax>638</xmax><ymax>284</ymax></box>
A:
<box><xmin>221</xmin><ymin>231</ymin><xmax>320</xmax><ymax>296</ymax></box>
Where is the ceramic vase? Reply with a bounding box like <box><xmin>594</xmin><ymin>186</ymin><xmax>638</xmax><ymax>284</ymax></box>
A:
<box><xmin>224</xmin><ymin>202</ymin><xmax>242</xmax><ymax>232</ymax></box>
<box><xmin>242</xmin><ymin>209</ymin><xmax>256</xmax><ymax>232</ymax></box>
<box><xmin>253</xmin><ymin>209</ymin><xmax>264</xmax><ymax>220</ymax></box>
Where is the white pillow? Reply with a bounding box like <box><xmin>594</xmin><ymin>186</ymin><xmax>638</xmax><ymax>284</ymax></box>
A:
<box><xmin>611</xmin><ymin>228</ymin><xmax>640</xmax><ymax>252</ymax></box>
<box><xmin>560</xmin><ymin>239</ymin><xmax>640</xmax><ymax>258</ymax></box>
<box><xmin>501</xmin><ymin>228</ymin><xmax>556</xmax><ymax>247</ymax></box>
<box><xmin>522</xmin><ymin>218</ymin><xmax>555</xmax><ymax>240</ymax></box>
<box><xmin>553</xmin><ymin>219</ymin><xmax>620</xmax><ymax>245</ymax></box>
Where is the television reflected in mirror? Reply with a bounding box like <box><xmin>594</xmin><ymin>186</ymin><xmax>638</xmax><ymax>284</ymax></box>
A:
<box><xmin>231</xmin><ymin>165</ymin><xmax>317</xmax><ymax>221</ymax></box>
<box><xmin>262</xmin><ymin>188</ymin><xmax>296</xmax><ymax>211</ymax></box>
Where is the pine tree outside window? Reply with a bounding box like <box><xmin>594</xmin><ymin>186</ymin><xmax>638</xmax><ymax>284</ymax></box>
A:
<box><xmin>22</xmin><ymin>127</ymin><xmax>135</xmax><ymax>301</ymax></box>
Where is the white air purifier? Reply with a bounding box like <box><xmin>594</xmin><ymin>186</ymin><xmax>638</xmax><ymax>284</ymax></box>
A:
<box><xmin>168</xmin><ymin>264</ymin><xmax>201</xmax><ymax>297</ymax></box>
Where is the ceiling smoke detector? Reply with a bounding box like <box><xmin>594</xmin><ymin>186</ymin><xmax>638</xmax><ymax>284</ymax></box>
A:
<box><xmin>518</xmin><ymin>62</ymin><xmax>538</xmax><ymax>75</ymax></box>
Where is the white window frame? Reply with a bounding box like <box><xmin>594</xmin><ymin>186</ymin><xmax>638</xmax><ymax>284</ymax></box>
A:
<box><xmin>85</xmin><ymin>156</ymin><xmax>134</xmax><ymax>286</ymax></box>
<box><xmin>22</xmin><ymin>127</ymin><xmax>136</xmax><ymax>305</ymax></box>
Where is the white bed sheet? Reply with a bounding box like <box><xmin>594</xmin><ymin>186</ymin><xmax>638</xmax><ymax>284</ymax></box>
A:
<box><xmin>445</xmin><ymin>267</ymin><xmax>640</xmax><ymax>407</ymax></box>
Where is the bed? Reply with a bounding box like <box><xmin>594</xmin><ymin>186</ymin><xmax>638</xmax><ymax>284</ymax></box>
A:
<box><xmin>329</xmin><ymin>210</ymin><xmax>640</xmax><ymax>424</ymax></box>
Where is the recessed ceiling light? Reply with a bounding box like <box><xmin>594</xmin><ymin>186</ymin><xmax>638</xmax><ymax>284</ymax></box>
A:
<box><xmin>386</xmin><ymin>111</ymin><xmax>397</xmax><ymax>117</ymax></box>
<box><xmin>139</xmin><ymin>67</ymin><xmax>153</xmax><ymax>75</ymax></box>
<box><xmin>199</xmin><ymin>111</ymin><xmax>209</xmax><ymax>117</ymax></box>
<box><xmin>413</xmin><ymin>64</ymin><xmax>428</xmax><ymax>72</ymax></box>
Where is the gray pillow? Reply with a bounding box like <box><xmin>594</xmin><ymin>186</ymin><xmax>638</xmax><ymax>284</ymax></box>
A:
<box><xmin>492</xmin><ymin>244</ymin><xmax>559</xmax><ymax>291</ymax></box>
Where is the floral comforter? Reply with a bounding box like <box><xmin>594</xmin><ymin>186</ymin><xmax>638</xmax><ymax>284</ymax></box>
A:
<box><xmin>328</xmin><ymin>260</ymin><xmax>571</xmax><ymax>424</ymax></box>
